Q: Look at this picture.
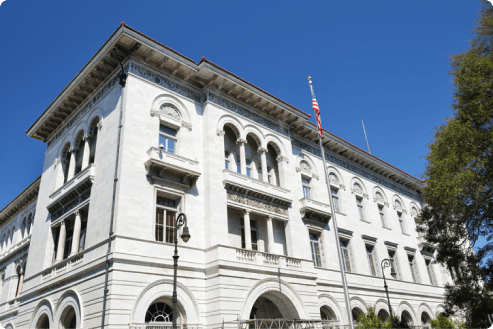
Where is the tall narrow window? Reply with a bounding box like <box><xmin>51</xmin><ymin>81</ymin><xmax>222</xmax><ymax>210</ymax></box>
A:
<box><xmin>267</xmin><ymin>166</ymin><xmax>273</xmax><ymax>184</ymax></box>
<box><xmin>155</xmin><ymin>197</ymin><xmax>177</xmax><ymax>243</ymax></box>
<box><xmin>246</xmin><ymin>159</ymin><xmax>252</xmax><ymax>177</ymax></box>
<box><xmin>241</xmin><ymin>220</ymin><xmax>258</xmax><ymax>251</ymax></box>
<box><xmin>388</xmin><ymin>250</ymin><xmax>398</xmax><ymax>279</ymax></box>
<box><xmin>236</xmin><ymin>155</ymin><xmax>241</xmax><ymax>174</ymax></box>
<box><xmin>310</xmin><ymin>232</ymin><xmax>322</xmax><ymax>267</ymax></box>
<box><xmin>159</xmin><ymin>124</ymin><xmax>177</xmax><ymax>154</ymax></box>
<box><xmin>379</xmin><ymin>205</ymin><xmax>386</xmax><ymax>227</ymax></box>
<box><xmin>302</xmin><ymin>176</ymin><xmax>311</xmax><ymax>198</ymax></box>
<box><xmin>340</xmin><ymin>240</ymin><xmax>352</xmax><ymax>272</ymax></box>
<box><xmin>398</xmin><ymin>212</ymin><xmax>405</xmax><ymax>233</ymax></box>
<box><xmin>356</xmin><ymin>197</ymin><xmax>364</xmax><ymax>220</ymax></box>
<box><xmin>426</xmin><ymin>260</ymin><xmax>436</xmax><ymax>285</ymax></box>
<box><xmin>366</xmin><ymin>245</ymin><xmax>377</xmax><ymax>276</ymax></box>
<box><xmin>331</xmin><ymin>188</ymin><xmax>340</xmax><ymax>213</ymax></box>
<box><xmin>225</xmin><ymin>151</ymin><xmax>230</xmax><ymax>170</ymax></box>
<box><xmin>408</xmin><ymin>255</ymin><xmax>417</xmax><ymax>282</ymax></box>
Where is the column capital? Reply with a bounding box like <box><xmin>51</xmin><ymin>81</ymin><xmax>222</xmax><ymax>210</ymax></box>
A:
<box><xmin>216</xmin><ymin>129</ymin><xmax>225</xmax><ymax>136</ymax></box>
<box><xmin>60</xmin><ymin>219</ymin><xmax>66</xmax><ymax>226</ymax></box>
<box><xmin>236</xmin><ymin>138</ymin><xmax>247</xmax><ymax>146</ymax></box>
<box><xmin>68</xmin><ymin>147</ymin><xmax>78</xmax><ymax>154</ymax></box>
<box><xmin>257</xmin><ymin>147</ymin><xmax>268</xmax><ymax>154</ymax></box>
<box><xmin>82</xmin><ymin>134</ymin><xmax>91</xmax><ymax>141</ymax></box>
<box><xmin>74</xmin><ymin>210</ymin><xmax>80</xmax><ymax>217</ymax></box>
<box><xmin>267</xmin><ymin>216</ymin><xmax>273</xmax><ymax>222</ymax></box>
<box><xmin>243</xmin><ymin>209</ymin><xmax>251</xmax><ymax>216</ymax></box>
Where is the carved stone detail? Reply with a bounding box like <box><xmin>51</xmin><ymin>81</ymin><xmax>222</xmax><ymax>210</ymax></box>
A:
<box><xmin>329</xmin><ymin>173</ymin><xmax>339</xmax><ymax>185</ymax></box>
<box><xmin>411</xmin><ymin>207</ymin><xmax>418</xmax><ymax>217</ymax></box>
<box><xmin>160</xmin><ymin>104</ymin><xmax>181</xmax><ymax>121</ymax></box>
<box><xmin>300</xmin><ymin>160</ymin><xmax>311</xmax><ymax>173</ymax></box>
<box><xmin>96</xmin><ymin>119</ymin><xmax>104</xmax><ymax>130</ymax></box>
<box><xmin>216</xmin><ymin>129</ymin><xmax>225</xmax><ymax>136</ymax></box>
<box><xmin>257</xmin><ymin>147</ymin><xmax>268</xmax><ymax>154</ymax></box>
<box><xmin>295</xmin><ymin>166</ymin><xmax>301</xmax><ymax>172</ymax></box>
<box><xmin>227</xmin><ymin>193</ymin><xmax>288</xmax><ymax>216</ymax></box>
<box><xmin>150</xmin><ymin>109</ymin><xmax>161</xmax><ymax>117</ymax></box>
<box><xmin>312</xmin><ymin>173</ymin><xmax>319</xmax><ymax>179</ymax></box>
<box><xmin>276</xmin><ymin>155</ymin><xmax>289</xmax><ymax>163</ymax></box>
<box><xmin>181</xmin><ymin>121</ymin><xmax>192</xmax><ymax>130</ymax></box>
<box><xmin>236</xmin><ymin>138</ymin><xmax>247</xmax><ymax>146</ymax></box>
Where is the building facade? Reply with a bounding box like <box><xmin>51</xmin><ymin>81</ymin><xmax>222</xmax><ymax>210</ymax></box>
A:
<box><xmin>0</xmin><ymin>24</ymin><xmax>450</xmax><ymax>328</ymax></box>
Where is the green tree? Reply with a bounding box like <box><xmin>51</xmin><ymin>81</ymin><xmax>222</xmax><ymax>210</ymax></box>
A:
<box><xmin>429</xmin><ymin>314</ymin><xmax>455</xmax><ymax>329</ymax></box>
<box><xmin>355</xmin><ymin>307</ymin><xmax>385</xmax><ymax>328</ymax></box>
<box><xmin>417</xmin><ymin>0</ymin><xmax>493</xmax><ymax>326</ymax></box>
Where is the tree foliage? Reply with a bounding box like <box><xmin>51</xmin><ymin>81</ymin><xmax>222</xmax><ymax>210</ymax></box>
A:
<box><xmin>417</xmin><ymin>0</ymin><xmax>493</xmax><ymax>326</ymax></box>
<box><xmin>355</xmin><ymin>307</ymin><xmax>409</xmax><ymax>329</ymax></box>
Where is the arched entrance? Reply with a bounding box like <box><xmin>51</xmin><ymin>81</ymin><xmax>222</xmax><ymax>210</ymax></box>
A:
<box><xmin>60</xmin><ymin>306</ymin><xmax>77</xmax><ymax>329</ymax></box>
<box><xmin>401</xmin><ymin>311</ymin><xmax>414</xmax><ymax>326</ymax></box>
<box><xmin>352</xmin><ymin>308</ymin><xmax>364</xmax><ymax>324</ymax></box>
<box><xmin>36</xmin><ymin>314</ymin><xmax>50</xmax><ymax>329</ymax></box>
<box><xmin>249</xmin><ymin>292</ymin><xmax>300</xmax><ymax>319</ymax></box>
<box><xmin>320</xmin><ymin>306</ymin><xmax>337</xmax><ymax>320</ymax></box>
<box><xmin>421</xmin><ymin>312</ymin><xmax>432</xmax><ymax>326</ymax></box>
<box><xmin>378</xmin><ymin>309</ymin><xmax>389</xmax><ymax>321</ymax></box>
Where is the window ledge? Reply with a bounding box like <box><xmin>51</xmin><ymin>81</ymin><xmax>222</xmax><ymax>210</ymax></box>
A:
<box><xmin>360</xmin><ymin>219</ymin><xmax>371</xmax><ymax>224</ymax></box>
<box><xmin>402</xmin><ymin>233</ymin><xmax>410</xmax><ymax>236</ymax></box>
<box><xmin>382</xmin><ymin>226</ymin><xmax>392</xmax><ymax>231</ymax></box>
<box><xmin>42</xmin><ymin>251</ymin><xmax>84</xmax><ymax>280</ymax></box>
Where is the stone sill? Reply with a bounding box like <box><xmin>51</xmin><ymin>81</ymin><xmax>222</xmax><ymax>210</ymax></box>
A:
<box><xmin>223</xmin><ymin>169</ymin><xmax>290</xmax><ymax>194</ymax></box>
<box><xmin>49</xmin><ymin>164</ymin><xmax>95</xmax><ymax>200</ymax></box>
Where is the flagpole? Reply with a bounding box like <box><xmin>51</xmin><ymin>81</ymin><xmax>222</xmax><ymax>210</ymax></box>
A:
<box><xmin>308</xmin><ymin>77</ymin><xmax>354</xmax><ymax>328</ymax></box>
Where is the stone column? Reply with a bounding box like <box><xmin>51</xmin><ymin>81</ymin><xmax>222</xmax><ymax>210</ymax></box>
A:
<box><xmin>237</xmin><ymin>139</ymin><xmax>247</xmax><ymax>175</ymax></box>
<box><xmin>276</xmin><ymin>155</ymin><xmax>289</xmax><ymax>188</ymax></box>
<box><xmin>71</xmin><ymin>211</ymin><xmax>81</xmax><ymax>255</ymax></box>
<box><xmin>266</xmin><ymin>216</ymin><xmax>275</xmax><ymax>254</ymax></box>
<box><xmin>16</xmin><ymin>267</ymin><xmax>24</xmax><ymax>296</ymax></box>
<box><xmin>243</xmin><ymin>210</ymin><xmax>252</xmax><ymax>250</ymax></box>
<box><xmin>56</xmin><ymin>220</ymin><xmax>66</xmax><ymax>262</ymax></box>
<box><xmin>81</xmin><ymin>135</ymin><xmax>91</xmax><ymax>170</ymax></box>
<box><xmin>67</xmin><ymin>147</ymin><xmax>77</xmax><ymax>181</ymax></box>
<box><xmin>258</xmin><ymin>147</ymin><xmax>268</xmax><ymax>182</ymax></box>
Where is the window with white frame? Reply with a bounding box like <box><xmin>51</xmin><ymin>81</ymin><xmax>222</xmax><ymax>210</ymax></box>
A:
<box><xmin>356</xmin><ymin>196</ymin><xmax>365</xmax><ymax>221</ymax></box>
<box><xmin>302</xmin><ymin>176</ymin><xmax>311</xmax><ymax>199</ymax></box>
<box><xmin>408</xmin><ymin>254</ymin><xmax>418</xmax><ymax>283</ymax></box>
<box><xmin>366</xmin><ymin>245</ymin><xmax>377</xmax><ymax>276</ymax></box>
<box><xmin>340</xmin><ymin>239</ymin><xmax>352</xmax><ymax>272</ymax></box>
<box><xmin>425</xmin><ymin>259</ymin><xmax>436</xmax><ymax>286</ymax></box>
<box><xmin>159</xmin><ymin>124</ymin><xmax>177</xmax><ymax>154</ymax></box>
<box><xmin>398</xmin><ymin>212</ymin><xmax>405</xmax><ymax>234</ymax></box>
<box><xmin>388</xmin><ymin>249</ymin><xmax>400</xmax><ymax>279</ymax></box>
<box><xmin>236</xmin><ymin>155</ymin><xmax>241</xmax><ymax>174</ymax></box>
<box><xmin>331</xmin><ymin>188</ymin><xmax>340</xmax><ymax>213</ymax></box>
<box><xmin>155</xmin><ymin>196</ymin><xmax>177</xmax><ymax>243</ymax></box>
<box><xmin>378</xmin><ymin>205</ymin><xmax>387</xmax><ymax>228</ymax></box>
<box><xmin>246</xmin><ymin>159</ymin><xmax>252</xmax><ymax>177</ymax></box>
<box><xmin>309</xmin><ymin>231</ymin><xmax>323</xmax><ymax>267</ymax></box>
<box><xmin>241</xmin><ymin>220</ymin><xmax>258</xmax><ymax>251</ymax></box>
<box><xmin>225</xmin><ymin>151</ymin><xmax>230</xmax><ymax>170</ymax></box>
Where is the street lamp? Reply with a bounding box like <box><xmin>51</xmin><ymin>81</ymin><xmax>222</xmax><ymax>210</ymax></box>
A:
<box><xmin>381</xmin><ymin>259</ymin><xmax>396</xmax><ymax>328</ymax></box>
<box><xmin>172</xmin><ymin>213</ymin><xmax>191</xmax><ymax>329</ymax></box>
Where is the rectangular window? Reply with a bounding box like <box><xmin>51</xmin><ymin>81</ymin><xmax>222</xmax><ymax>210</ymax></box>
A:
<box><xmin>378</xmin><ymin>205</ymin><xmax>386</xmax><ymax>227</ymax></box>
<box><xmin>408</xmin><ymin>255</ymin><xmax>417</xmax><ymax>282</ymax></box>
<box><xmin>156</xmin><ymin>196</ymin><xmax>177</xmax><ymax>243</ymax></box>
<box><xmin>331</xmin><ymin>188</ymin><xmax>340</xmax><ymax>213</ymax></box>
<box><xmin>356</xmin><ymin>197</ymin><xmax>364</xmax><ymax>220</ymax></box>
<box><xmin>241</xmin><ymin>220</ymin><xmax>258</xmax><ymax>251</ymax></box>
<box><xmin>398</xmin><ymin>212</ymin><xmax>405</xmax><ymax>233</ymax></box>
<box><xmin>159</xmin><ymin>125</ymin><xmax>177</xmax><ymax>154</ymax></box>
<box><xmin>426</xmin><ymin>260</ymin><xmax>435</xmax><ymax>285</ymax></box>
<box><xmin>302</xmin><ymin>176</ymin><xmax>311</xmax><ymax>199</ymax></box>
<box><xmin>340</xmin><ymin>239</ymin><xmax>352</xmax><ymax>272</ymax></box>
<box><xmin>388</xmin><ymin>250</ymin><xmax>398</xmax><ymax>279</ymax></box>
<box><xmin>236</xmin><ymin>155</ymin><xmax>241</xmax><ymax>174</ymax></box>
<box><xmin>63</xmin><ymin>230</ymin><xmax>73</xmax><ymax>260</ymax></box>
<box><xmin>310</xmin><ymin>232</ymin><xmax>322</xmax><ymax>267</ymax></box>
<box><xmin>366</xmin><ymin>245</ymin><xmax>377</xmax><ymax>276</ymax></box>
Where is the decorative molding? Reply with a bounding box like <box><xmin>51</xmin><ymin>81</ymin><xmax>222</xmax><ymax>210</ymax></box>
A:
<box><xmin>276</xmin><ymin>155</ymin><xmax>289</xmax><ymax>163</ymax></box>
<box><xmin>128</xmin><ymin>62</ymin><xmax>202</xmax><ymax>103</ymax></box>
<box><xmin>47</xmin><ymin>68</ymin><xmax>122</xmax><ymax>148</ymax></box>
<box><xmin>236</xmin><ymin>138</ymin><xmax>247</xmax><ymax>146</ymax></box>
<box><xmin>216</xmin><ymin>129</ymin><xmax>225</xmax><ymax>136</ymax></box>
<box><xmin>96</xmin><ymin>119</ymin><xmax>103</xmax><ymax>130</ymax></box>
<box><xmin>207</xmin><ymin>91</ymin><xmax>290</xmax><ymax>137</ymax></box>
<box><xmin>181</xmin><ymin>121</ymin><xmax>192</xmax><ymax>130</ymax></box>
<box><xmin>384</xmin><ymin>241</ymin><xmax>398</xmax><ymax>250</ymax></box>
<box><xmin>312</xmin><ymin>173</ymin><xmax>319</xmax><ymax>179</ymax></box>
<box><xmin>54</xmin><ymin>158</ymin><xmax>62</xmax><ymax>167</ymax></box>
<box><xmin>292</xmin><ymin>138</ymin><xmax>422</xmax><ymax>202</ymax></box>
<box><xmin>300</xmin><ymin>160</ymin><xmax>311</xmax><ymax>173</ymax></box>
<box><xmin>150</xmin><ymin>109</ymin><xmax>160</xmax><ymax>117</ymax></box>
<box><xmin>257</xmin><ymin>147</ymin><xmax>268</xmax><ymax>154</ymax></box>
<box><xmin>159</xmin><ymin>103</ymin><xmax>181</xmax><ymax>121</ymax></box>
<box><xmin>227</xmin><ymin>192</ymin><xmax>288</xmax><ymax>216</ymax></box>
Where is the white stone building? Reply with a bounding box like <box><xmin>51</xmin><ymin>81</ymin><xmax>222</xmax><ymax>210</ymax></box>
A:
<box><xmin>0</xmin><ymin>23</ymin><xmax>450</xmax><ymax>328</ymax></box>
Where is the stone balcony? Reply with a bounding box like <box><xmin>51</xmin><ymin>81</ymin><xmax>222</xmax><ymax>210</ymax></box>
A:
<box><xmin>42</xmin><ymin>251</ymin><xmax>84</xmax><ymax>281</ymax></box>
<box><xmin>145</xmin><ymin>147</ymin><xmax>201</xmax><ymax>189</ymax></box>
<box><xmin>47</xmin><ymin>164</ymin><xmax>95</xmax><ymax>219</ymax></box>
<box><xmin>205</xmin><ymin>244</ymin><xmax>311</xmax><ymax>273</ymax></box>
<box><xmin>223</xmin><ymin>169</ymin><xmax>292</xmax><ymax>218</ymax></box>
<box><xmin>299</xmin><ymin>197</ymin><xmax>331</xmax><ymax>227</ymax></box>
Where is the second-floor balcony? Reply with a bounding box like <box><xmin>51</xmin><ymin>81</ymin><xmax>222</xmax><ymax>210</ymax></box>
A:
<box><xmin>299</xmin><ymin>197</ymin><xmax>331</xmax><ymax>227</ymax></box>
<box><xmin>145</xmin><ymin>147</ymin><xmax>201</xmax><ymax>189</ymax></box>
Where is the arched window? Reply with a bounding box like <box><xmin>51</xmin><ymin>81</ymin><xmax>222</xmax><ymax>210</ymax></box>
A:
<box><xmin>353</xmin><ymin>183</ymin><xmax>366</xmax><ymax>221</ymax></box>
<box><xmin>224</xmin><ymin>126</ymin><xmax>240</xmax><ymax>173</ymax></box>
<box><xmin>15</xmin><ymin>263</ymin><xmax>25</xmax><ymax>297</ymax></box>
<box><xmin>266</xmin><ymin>143</ymin><xmax>280</xmax><ymax>186</ymax></box>
<box><xmin>145</xmin><ymin>302</ymin><xmax>174</xmax><ymax>323</ymax></box>
<box><xmin>88</xmin><ymin>116</ymin><xmax>100</xmax><ymax>165</ymax></box>
<box><xmin>401</xmin><ymin>310</ymin><xmax>414</xmax><ymax>326</ymax></box>
<box><xmin>352</xmin><ymin>308</ymin><xmax>363</xmax><ymax>324</ymax></box>
<box><xmin>60</xmin><ymin>306</ymin><xmax>77</xmax><ymax>329</ymax></box>
<box><xmin>329</xmin><ymin>173</ymin><xmax>342</xmax><ymax>213</ymax></box>
<box><xmin>0</xmin><ymin>273</ymin><xmax>5</xmax><ymax>303</ymax></box>
<box><xmin>300</xmin><ymin>161</ymin><xmax>312</xmax><ymax>199</ymax></box>
<box><xmin>395</xmin><ymin>200</ymin><xmax>406</xmax><ymax>234</ymax></box>
<box><xmin>74</xmin><ymin>131</ymin><xmax>85</xmax><ymax>175</ymax></box>
<box><xmin>245</xmin><ymin>135</ymin><xmax>261</xmax><ymax>179</ymax></box>
<box><xmin>62</xmin><ymin>143</ymin><xmax>71</xmax><ymax>184</ymax></box>
<box><xmin>378</xmin><ymin>309</ymin><xmax>389</xmax><ymax>321</ymax></box>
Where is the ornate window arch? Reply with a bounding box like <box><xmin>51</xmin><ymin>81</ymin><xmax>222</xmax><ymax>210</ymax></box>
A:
<box><xmin>151</xmin><ymin>94</ymin><xmax>192</xmax><ymax>129</ymax></box>
<box><xmin>351</xmin><ymin>178</ymin><xmax>369</xmax><ymax>222</ymax></box>
<box><xmin>327</xmin><ymin>167</ymin><xmax>345</xmax><ymax>214</ymax></box>
<box><xmin>393</xmin><ymin>196</ymin><xmax>408</xmax><ymax>234</ymax></box>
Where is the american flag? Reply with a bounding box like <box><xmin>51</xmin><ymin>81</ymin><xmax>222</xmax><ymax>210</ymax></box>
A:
<box><xmin>312</xmin><ymin>98</ymin><xmax>323</xmax><ymax>138</ymax></box>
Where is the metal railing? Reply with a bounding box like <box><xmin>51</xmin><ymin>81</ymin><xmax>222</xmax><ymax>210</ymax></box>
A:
<box><xmin>224</xmin><ymin>319</ymin><xmax>343</xmax><ymax>329</ymax></box>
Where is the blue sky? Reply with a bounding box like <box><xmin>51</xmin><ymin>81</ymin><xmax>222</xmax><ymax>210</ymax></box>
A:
<box><xmin>0</xmin><ymin>0</ymin><xmax>483</xmax><ymax>210</ymax></box>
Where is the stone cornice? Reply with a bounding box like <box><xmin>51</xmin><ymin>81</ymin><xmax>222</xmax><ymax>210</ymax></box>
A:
<box><xmin>0</xmin><ymin>177</ymin><xmax>40</xmax><ymax>229</ymax></box>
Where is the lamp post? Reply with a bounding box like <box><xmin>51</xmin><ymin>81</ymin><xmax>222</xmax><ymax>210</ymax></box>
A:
<box><xmin>172</xmin><ymin>213</ymin><xmax>191</xmax><ymax>329</ymax></box>
<box><xmin>381</xmin><ymin>259</ymin><xmax>396</xmax><ymax>328</ymax></box>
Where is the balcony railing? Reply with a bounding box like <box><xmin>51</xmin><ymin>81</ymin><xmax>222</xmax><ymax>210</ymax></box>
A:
<box><xmin>42</xmin><ymin>251</ymin><xmax>84</xmax><ymax>280</ymax></box>
<box><xmin>234</xmin><ymin>248</ymin><xmax>302</xmax><ymax>269</ymax></box>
